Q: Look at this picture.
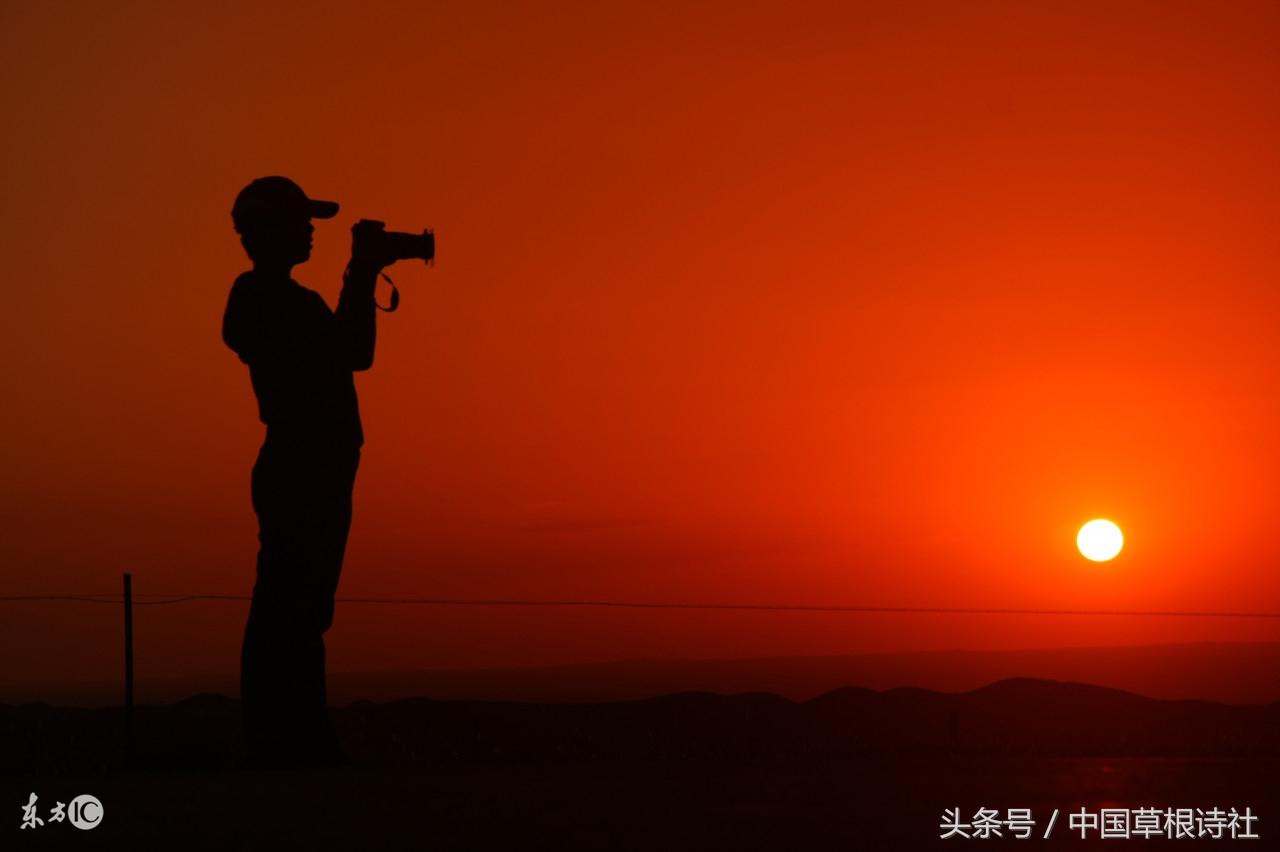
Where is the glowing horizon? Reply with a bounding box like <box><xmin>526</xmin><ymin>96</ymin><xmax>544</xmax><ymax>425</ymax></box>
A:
<box><xmin>4</xmin><ymin>1</ymin><xmax>1280</xmax><ymax>688</ymax></box>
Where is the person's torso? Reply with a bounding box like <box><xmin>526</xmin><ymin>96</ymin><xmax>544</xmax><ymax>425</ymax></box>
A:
<box><xmin>224</xmin><ymin>272</ymin><xmax>364</xmax><ymax>449</ymax></box>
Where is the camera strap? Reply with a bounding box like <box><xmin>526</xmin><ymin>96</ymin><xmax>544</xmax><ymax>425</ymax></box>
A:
<box><xmin>376</xmin><ymin>271</ymin><xmax>400</xmax><ymax>312</ymax></box>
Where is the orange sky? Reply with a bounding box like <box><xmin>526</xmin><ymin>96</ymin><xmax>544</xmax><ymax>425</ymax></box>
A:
<box><xmin>3</xmin><ymin>1</ymin><xmax>1280</xmax><ymax>689</ymax></box>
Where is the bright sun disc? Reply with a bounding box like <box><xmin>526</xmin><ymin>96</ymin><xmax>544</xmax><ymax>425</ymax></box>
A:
<box><xmin>1077</xmin><ymin>519</ymin><xmax>1123</xmax><ymax>562</ymax></box>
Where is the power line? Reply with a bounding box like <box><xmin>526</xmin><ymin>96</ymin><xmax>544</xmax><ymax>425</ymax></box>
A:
<box><xmin>0</xmin><ymin>595</ymin><xmax>123</xmax><ymax>604</ymax></box>
<box><xmin>2</xmin><ymin>593</ymin><xmax>1279</xmax><ymax>619</ymax></box>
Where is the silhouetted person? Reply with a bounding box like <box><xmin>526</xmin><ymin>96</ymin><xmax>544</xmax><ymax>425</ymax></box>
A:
<box><xmin>222</xmin><ymin>176</ymin><xmax>387</xmax><ymax>767</ymax></box>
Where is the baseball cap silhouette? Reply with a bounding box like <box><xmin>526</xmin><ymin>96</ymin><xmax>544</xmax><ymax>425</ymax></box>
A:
<box><xmin>232</xmin><ymin>176</ymin><xmax>339</xmax><ymax>233</ymax></box>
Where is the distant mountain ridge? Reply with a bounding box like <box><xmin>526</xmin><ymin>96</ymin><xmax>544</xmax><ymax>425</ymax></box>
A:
<box><xmin>8</xmin><ymin>640</ymin><xmax>1280</xmax><ymax>707</ymax></box>
<box><xmin>309</xmin><ymin>677</ymin><xmax>1280</xmax><ymax>762</ymax></box>
<box><xmin>4</xmin><ymin>677</ymin><xmax>1278</xmax><ymax>773</ymax></box>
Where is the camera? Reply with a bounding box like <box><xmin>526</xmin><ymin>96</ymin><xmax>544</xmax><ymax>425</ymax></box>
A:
<box><xmin>352</xmin><ymin>218</ymin><xmax>435</xmax><ymax>266</ymax></box>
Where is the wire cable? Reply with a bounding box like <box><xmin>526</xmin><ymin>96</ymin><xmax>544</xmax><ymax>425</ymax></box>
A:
<box><xmin>2</xmin><ymin>594</ymin><xmax>1279</xmax><ymax>619</ymax></box>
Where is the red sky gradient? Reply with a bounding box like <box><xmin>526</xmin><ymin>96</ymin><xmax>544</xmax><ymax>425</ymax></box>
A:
<box><xmin>3</xmin><ymin>1</ymin><xmax>1280</xmax><ymax>690</ymax></box>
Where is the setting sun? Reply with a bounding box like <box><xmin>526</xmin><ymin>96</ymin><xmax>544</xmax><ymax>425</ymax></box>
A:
<box><xmin>1077</xmin><ymin>519</ymin><xmax>1124</xmax><ymax>562</ymax></box>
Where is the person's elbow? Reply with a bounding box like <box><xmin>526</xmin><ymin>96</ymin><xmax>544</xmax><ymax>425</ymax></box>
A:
<box><xmin>341</xmin><ymin>329</ymin><xmax>375</xmax><ymax>371</ymax></box>
<box><xmin>351</xmin><ymin>350</ymin><xmax>375</xmax><ymax>371</ymax></box>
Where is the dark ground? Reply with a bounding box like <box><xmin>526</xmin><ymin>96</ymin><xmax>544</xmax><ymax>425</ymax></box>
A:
<box><xmin>4</xmin><ymin>680</ymin><xmax>1277</xmax><ymax>850</ymax></box>
<box><xmin>6</xmin><ymin>756</ymin><xmax>1276</xmax><ymax>850</ymax></box>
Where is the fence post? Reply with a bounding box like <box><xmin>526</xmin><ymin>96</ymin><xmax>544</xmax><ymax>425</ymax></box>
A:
<box><xmin>123</xmin><ymin>572</ymin><xmax>134</xmax><ymax>761</ymax></box>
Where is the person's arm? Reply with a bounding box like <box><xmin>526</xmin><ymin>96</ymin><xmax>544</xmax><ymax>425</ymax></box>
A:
<box><xmin>222</xmin><ymin>276</ymin><xmax>266</xmax><ymax>365</ymax></box>
<box><xmin>334</xmin><ymin>260</ymin><xmax>379</xmax><ymax>371</ymax></box>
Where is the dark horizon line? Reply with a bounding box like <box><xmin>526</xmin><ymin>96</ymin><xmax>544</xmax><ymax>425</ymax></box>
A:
<box><xmin>9</xmin><ymin>672</ymin><xmax>1280</xmax><ymax>711</ymax></box>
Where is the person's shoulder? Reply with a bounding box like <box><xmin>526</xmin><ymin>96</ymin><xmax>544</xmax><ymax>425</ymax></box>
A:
<box><xmin>225</xmin><ymin>271</ymin><xmax>290</xmax><ymax>324</ymax></box>
<box><xmin>228</xmin><ymin>270</ymin><xmax>260</xmax><ymax>301</ymax></box>
<box><xmin>225</xmin><ymin>270</ymin><xmax>252</xmax><ymax>309</ymax></box>
<box><xmin>229</xmin><ymin>271</ymin><xmax>295</xmax><ymax>304</ymax></box>
<box><xmin>226</xmin><ymin>272</ymin><xmax>328</xmax><ymax>314</ymax></box>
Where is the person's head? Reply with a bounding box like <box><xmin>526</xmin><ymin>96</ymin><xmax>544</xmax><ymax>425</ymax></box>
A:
<box><xmin>231</xmin><ymin>176</ymin><xmax>338</xmax><ymax>269</ymax></box>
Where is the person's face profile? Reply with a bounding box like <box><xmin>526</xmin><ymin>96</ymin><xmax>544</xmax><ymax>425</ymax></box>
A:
<box><xmin>247</xmin><ymin>215</ymin><xmax>315</xmax><ymax>266</ymax></box>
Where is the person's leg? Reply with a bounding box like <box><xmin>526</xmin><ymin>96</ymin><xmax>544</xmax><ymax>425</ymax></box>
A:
<box><xmin>305</xmin><ymin>449</ymin><xmax>359</xmax><ymax>760</ymax></box>
<box><xmin>242</xmin><ymin>590</ymin><xmax>314</xmax><ymax>761</ymax></box>
<box><xmin>242</xmin><ymin>443</ymin><xmax>360</xmax><ymax>765</ymax></box>
<box><xmin>241</xmin><ymin>443</ymin><xmax>320</xmax><ymax>763</ymax></box>
<box><xmin>242</xmin><ymin>447</ymin><xmax>276</xmax><ymax>762</ymax></box>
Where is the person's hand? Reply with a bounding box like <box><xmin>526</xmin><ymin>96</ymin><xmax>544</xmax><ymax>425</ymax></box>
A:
<box><xmin>350</xmin><ymin>219</ymin><xmax>396</xmax><ymax>271</ymax></box>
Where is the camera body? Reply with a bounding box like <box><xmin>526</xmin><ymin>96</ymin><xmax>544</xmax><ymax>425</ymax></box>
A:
<box><xmin>351</xmin><ymin>218</ymin><xmax>434</xmax><ymax>266</ymax></box>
